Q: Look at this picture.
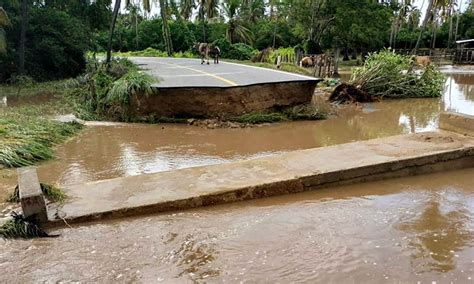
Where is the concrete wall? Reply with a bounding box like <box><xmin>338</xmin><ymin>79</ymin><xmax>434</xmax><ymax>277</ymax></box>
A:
<box><xmin>130</xmin><ymin>81</ymin><xmax>318</xmax><ymax>118</ymax></box>
<box><xmin>439</xmin><ymin>112</ymin><xmax>474</xmax><ymax>137</ymax></box>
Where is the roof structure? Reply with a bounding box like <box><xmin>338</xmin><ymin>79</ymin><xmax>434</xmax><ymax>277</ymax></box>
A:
<box><xmin>456</xmin><ymin>39</ymin><xmax>474</xmax><ymax>44</ymax></box>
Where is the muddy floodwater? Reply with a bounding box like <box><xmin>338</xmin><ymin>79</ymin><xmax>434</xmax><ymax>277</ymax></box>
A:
<box><xmin>0</xmin><ymin>69</ymin><xmax>473</xmax><ymax>282</ymax></box>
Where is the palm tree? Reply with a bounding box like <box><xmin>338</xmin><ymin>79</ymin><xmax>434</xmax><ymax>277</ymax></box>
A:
<box><xmin>196</xmin><ymin>0</ymin><xmax>220</xmax><ymax>42</ymax></box>
<box><xmin>106</xmin><ymin>0</ymin><xmax>122</xmax><ymax>64</ymax></box>
<box><xmin>107</xmin><ymin>0</ymin><xmax>173</xmax><ymax>63</ymax></box>
<box><xmin>413</xmin><ymin>0</ymin><xmax>434</xmax><ymax>54</ymax></box>
<box><xmin>18</xmin><ymin>0</ymin><xmax>27</xmax><ymax>74</ymax></box>
<box><xmin>390</xmin><ymin>0</ymin><xmax>413</xmax><ymax>49</ymax></box>
<box><xmin>222</xmin><ymin>0</ymin><xmax>253</xmax><ymax>43</ymax></box>
<box><xmin>0</xmin><ymin>7</ymin><xmax>10</xmax><ymax>55</ymax></box>
<box><xmin>180</xmin><ymin>0</ymin><xmax>195</xmax><ymax>20</ymax></box>
<box><xmin>431</xmin><ymin>0</ymin><xmax>454</xmax><ymax>49</ymax></box>
<box><xmin>125</xmin><ymin>2</ymin><xmax>141</xmax><ymax>50</ymax></box>
<box><xmin>158</xmin><ymin>0</ymin><xmax>173</xmax><ymax>55</ymax></box>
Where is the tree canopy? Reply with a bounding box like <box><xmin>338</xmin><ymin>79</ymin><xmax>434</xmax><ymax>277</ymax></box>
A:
<box><xmin>0</xmin><ymin>0</ymin><xmax>472</xmax><ymax>82</ymax></box>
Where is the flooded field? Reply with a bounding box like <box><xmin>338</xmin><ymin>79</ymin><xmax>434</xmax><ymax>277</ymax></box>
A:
<box><xmin>0</xmin><ymin>69</ymin><xmax>473</xmax><ymax>282</ymax></box>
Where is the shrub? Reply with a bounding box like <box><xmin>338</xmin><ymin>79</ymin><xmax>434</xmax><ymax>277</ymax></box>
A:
<box><xmin>70</xmin><ymin>58</ymin><xmax>153</xmax><ymax>121</ymax></box>
<box><xmin>268</xmin><ymin>47</ymin><xmax>296</xmax><ymax>64</ymax></box>
<box><xmin>0</xmin><ymin>7</ymin><xmax>89</xmax><ymax>81</ymax></box>
<box><xmin>226</xmin><ymin>43</ymin><xmax>258</xmax><ymax>60</ymax></box>
<box><xmin>349</xmin><ymin>50</ymin><xmax>445</xmax><ymax>98</ymax></box>
<box><xmin>212</xmin><ymin>37</ymin><xmax>232</xmax><ymax>56</ymax></box>
<box><xmin>212</xmin><ymin>37</ymin><xmax>258</xmax><ymax>60</ymax></box>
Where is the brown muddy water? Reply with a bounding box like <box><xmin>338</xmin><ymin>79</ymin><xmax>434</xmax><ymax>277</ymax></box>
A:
<box><xmin>0</xmin><ymin>69</ymin><xmax>473</xmax><ymax>283</ymax></box>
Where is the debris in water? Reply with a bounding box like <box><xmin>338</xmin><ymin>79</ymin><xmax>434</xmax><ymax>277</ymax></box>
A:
<box><xmin>0</xmin><ymin>211</ymin><xmax>58</xmax><ymax>239</ymax></box>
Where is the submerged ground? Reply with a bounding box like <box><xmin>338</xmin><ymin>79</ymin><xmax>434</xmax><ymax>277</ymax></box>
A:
<box><xmin>0</xmin><ymin>67</ymin><xmax>473</xmax><ymax>282</ymax></box>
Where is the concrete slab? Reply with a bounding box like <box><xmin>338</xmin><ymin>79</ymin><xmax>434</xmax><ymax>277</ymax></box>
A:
<box><xmin>49</xmin><ymin>131</ymin><xmax>474</xmax><ymax>225</ymax></box>
<box><xmin>130</xmin><ymin>57</ymin><xmax>320</xmax><ymax>88</ymax></box>
<box><xmin>439</xmin><ymin>112</ymin><xmax>474</xmax><ymax>137</ymax></box>
<box><xmin>18</xmin><ymin>167</ymin><xmax>48</xmax><ymax>223</ymax></box>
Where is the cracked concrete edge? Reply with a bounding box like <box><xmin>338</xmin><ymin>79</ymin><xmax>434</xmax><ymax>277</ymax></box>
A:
<box><xmin>439</xmin><ymin>112</ymin><xmax>474</xmax><ymax>137</ymax></box>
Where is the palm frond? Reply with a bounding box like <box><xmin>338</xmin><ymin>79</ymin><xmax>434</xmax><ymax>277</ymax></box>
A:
<box><xmin>0</xmin><ymin>7</ymin><xmax>11</xmax><ymax>27</ymax></box>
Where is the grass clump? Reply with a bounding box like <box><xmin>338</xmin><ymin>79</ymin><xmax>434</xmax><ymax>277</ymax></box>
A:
<box><xmin>0</xmin><ymin>108</ymin><xmax>84</xmax><ymax>168</ymax></box>
<box><xmin>6</xmin><ymin>183</ymin><xmax>66</xmax><ymax>203</ymax></box>
<box><xmin>69</xmin><ymin>57</ymin><xmax>153</xmax><ymax>121</ymax></box>
<box><xmin>0</xmin><ymin>107</ymin><xmax>83</xmax><ymax>168</ymax></box>
<box><xmin>0</xmin><ymin>212</ymin><xmax>56</xmax><ymax>239</ymax></box>
<box><xmin>40</xmin><ymin>183</ymin><xmax>66</xmax><ymax>202</ymax></box>
<box><xmin>284</xmin><ymin>104</ymin><xmax>328</xmax><ymax>120</ymax></box>
<box><xmin>5</xmin><ymin>185</ymin><xmax>19</xmax><ymax>202</ymax></box>
<box><xmin>348</xmin><ymin>50</ymin><xmax>445</xmax><ymax>99</ymax></box>
<box><xmin>231</xmin><ymin>112</ymin><xmax>288</xmax><ymax>124</ymax></box>
<box><xmin>230</xmin><ymin>103</ymin><xmax>329</xmax><ymax>124</ymax></box>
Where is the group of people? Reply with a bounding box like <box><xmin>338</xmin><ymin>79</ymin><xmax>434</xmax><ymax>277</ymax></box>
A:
<box><xmin>195</xmin><ymin>43</ymin><xmax>221</xmax><ymax>65</ymax></box>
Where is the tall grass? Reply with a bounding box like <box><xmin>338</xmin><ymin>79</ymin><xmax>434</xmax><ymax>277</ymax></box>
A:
<box><xmin>0</xmin><ymin>107</ymin><xmax>84</xmax><ymax>168</ymax></box>
<box><xmin>6</xmin><ymin>183</ymin><xmax>66</xmax><ymax>203</ymax></box>
<box><xmin>70</xmin><ymin>58</ymin><xmax>153</xmax><ymax>121</ymax></box>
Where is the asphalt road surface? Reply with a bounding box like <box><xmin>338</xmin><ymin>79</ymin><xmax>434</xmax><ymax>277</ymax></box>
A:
<box><xmin>130</xmin><ymin>57</ymin><xmax>319</xmax><ymax>88</ymax></box>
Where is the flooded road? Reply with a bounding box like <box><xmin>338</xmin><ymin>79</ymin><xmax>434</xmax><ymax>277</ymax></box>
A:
<box><xmin>0</xmin><ymin>69</ymin><xmax>473</xmax><ymax>282</ymax></box>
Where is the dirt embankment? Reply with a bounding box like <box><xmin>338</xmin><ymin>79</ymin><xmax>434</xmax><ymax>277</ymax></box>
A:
<box><xmin>130</xmin><ymin>81</ymin><xmax>317</xmax><ymax>118</ymax></box>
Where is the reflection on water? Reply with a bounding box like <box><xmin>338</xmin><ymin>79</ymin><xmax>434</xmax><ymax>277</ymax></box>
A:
<box><xmin>0</xmin><ymin>97</ymin><xmax>440</xmax><ymax>193</ymax></box>
<box><xmin>397</xmin><ymin>190</ymin><xmax>474</xmax><ymax>273</ymax></box>
<box><xmin>443</xmin><ymin>73</ymin><xmax>474</xmax><ymax>115</ymax></box>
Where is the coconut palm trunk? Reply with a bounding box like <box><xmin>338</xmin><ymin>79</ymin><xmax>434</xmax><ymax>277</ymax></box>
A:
<box><xmin>454</xmin><ymin>0</ymin><xmax>463</xmax><ymax>43</ymax></box>
<box><xmin>19</xmin><ymin>0</ymin><xmax>28</xmax><ymax>74</ymax></box>
<box><xmin>0</xmin><ymin>7</ymin><xmax>11</xmax><ymax>55</ymax></box>
<box><xmin>106</xmin><ymin>0</ymin><xmax>122</xmax><ymax>64</ymax></box>
<box><xmin>413</xmin><ymin>0</ymin><xmax>434</xmax><ymax>54</ymax></box>
<box><xmin>159</xmin><ymin>0</ymin><xmax>173</xmax><ymax>56</ymax></box>
<box><xmin>448</xmin><ymin>3</ymin><xmax>454</xmax><ymax>48</ymax></box>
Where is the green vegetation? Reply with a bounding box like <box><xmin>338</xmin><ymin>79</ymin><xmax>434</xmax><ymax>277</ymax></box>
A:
<box><xmin>0</xmin><ymin>106</ymin><xmax>83</xmax><ymax>168</ymax></box>
<box><xmin>39</xmin><ymin>183</ymin><xmax>67</xmax><ymax>203</ymax></box>
<box><xmin>350</xmin><ymin>50</ymin><xmax>445</xmax><ymax>98</ymax></box>
<box><xmin>0</xmin><ymin>212</ymin><xmax>55</xmax><ymax>239</ymax></box>
<box><xmin>1</xmin><ymin>1</ymin><xmax>473</xmax><ymax>83</ymax></box>
<box><xmin>243</xmin><ymin>61</ymin><xmax>314</xmax><ymax>76</ymax></box>
<box><xmin>231</xmin><ymin>112</ymin><xmax>287</xmax><ymax>124</ymax></box>
<box><xmin>93</xmin><ymin>47</ymin><xmax>195</xmax><ymax>59</ymax></box>
<box><xmin>230</xmin><ymin>103</ymin><xmax>329</xmax><ymax>124</ymax></box>
<box><xmin>330</xmin><ymin>50</ymin><xmax>445</xmax><ymax>103</ymax></box>
<box><xmin>6</xmin><ymin>183</ymin><xmax>66</xmax><ymax>203</ymax></box>
<box><xmin>69</xmin><ymin>58</ymin><xmax>153</xmax><ymax>121</ymax></box>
